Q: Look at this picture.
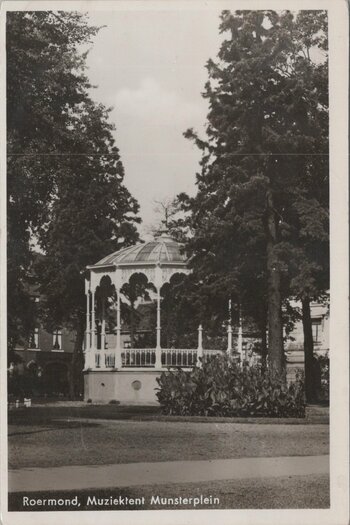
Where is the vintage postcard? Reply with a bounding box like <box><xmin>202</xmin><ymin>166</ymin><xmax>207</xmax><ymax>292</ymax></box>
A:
<box><xmin>0</xmin><ymin>0</ymin><xmax>348</xmax><ymax>524</ymax></box>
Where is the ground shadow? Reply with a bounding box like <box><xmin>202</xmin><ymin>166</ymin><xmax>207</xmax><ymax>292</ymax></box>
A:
<box><xmin>8</xmin><ymin>420</ymin><xmax>101</xmax><ymax>436</ymax></box>
<box><xmin>8</xmin><ymin>405</ymin><xmax>161</xmax><ymax>429</ymax></box>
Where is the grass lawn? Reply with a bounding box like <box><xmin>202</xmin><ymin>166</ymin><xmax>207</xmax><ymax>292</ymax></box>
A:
<box><xmin>8</xmin><ymin>474</ymin><xmax>330</xmax><ymax>510</ymax></box>
<box><xmin>8</xmin><ymin>405</ymin><xmax>329</xmax><ymax>469</ymax></box>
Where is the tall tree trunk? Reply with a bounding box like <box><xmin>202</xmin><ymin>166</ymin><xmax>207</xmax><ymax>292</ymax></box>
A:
<box><xmin>302</xmin><ymin>297</ymin><xmax>315</xmax><ymax>403</ymax></box>
<box><xmin>69</xmin><ymin>315</ymin><xmax>85</xmax><ymax>400</ymax></box>
<box><xmin>258</xmin><ymin>303</ymin><xmax>268</xmax><ymax>368</ymax></box>
<box><xmin>260</xmin><ymin>322</ymin><xmax>268</xmax><ymax>368</ymax></box>
<box><xmin>266</xmin><ymin>189</ymin><xmax>285</xmax><ymax>377</ymax></box>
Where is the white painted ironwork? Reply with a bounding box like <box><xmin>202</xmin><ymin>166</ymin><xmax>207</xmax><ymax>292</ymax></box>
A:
<box><xmin>162</xmin><ymin>348</ymin><xmax>198</xmax><ymax>368</ymax></box>
<box><xmin>86</xmin><ymin>235</ymin><xmax>193</xmax><ymax>374</ymax></box>
<box><xmin>91</xmin><ymin>290</ymin><xmax>96</xmax><ymax>351</ymax></box>
<box><xmin>115</xmin><ymin>289</ymin><xmax>122</xmax><ymax>368</ymax></box>
<box><xmin>94</xmin><ymin>352</ymin><xmax>115</xmax><ymax>368</ymax></box>
<box><xmin>122</xmin><ymin>349</ymin><xmax>156</xmax><ymax>368</ymax></box>
<box><xmin>155</xmin><ymin>286</ymin><xmax>162</xmax><ymax>367</ymax></box>
<box><xmin>85</xmin><ymin>290</ymin><xmax>90</xmax><ymax>348</ymax></box>
<box><xmin>197</xmin><ymin>324</ymin><xmax>203</xmax><ymax>367</ymax></box>
<box><xmin>92</xmin><ymin>347</ymin><xmax>224</xmax><ymax>370</ymax></box>
<box><xmin>105</xmin><ymin>353</ymin><xmax>115</xmax><ymax>368</ymax></box>
<box><xmin>101</xmin><ymin>297</ymin><xmax>106</xmax><ymax>353</ymax></box>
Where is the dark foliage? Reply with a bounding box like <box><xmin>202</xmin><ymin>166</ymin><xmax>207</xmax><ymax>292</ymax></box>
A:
<box><xmin>316</xmin><ymin>353</ymin><xmax>329</xmax><ymax>401</ymax></box>
<box><xmin>7</xmin><ymin>11</ymin><xmax>140</xmax><ymax>398</ymax></box>
<box><xmin>156</xmin><ymin>355</ymin><xmax>305</xmax><ymax>417</ymax></box>
<box><xmin>7</xmin><ymin>11</ymin><xmax>100</xmax><ymax>350</ymax></box>
<box><xmin>178</xmin><ymin>10</ymin><xmax>328</xmax><ymax>378</ymax></box>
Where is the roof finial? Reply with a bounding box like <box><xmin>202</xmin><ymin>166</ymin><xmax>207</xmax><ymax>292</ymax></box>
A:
<box><xmin>155</xmin><ymin>227</ymin><xmax>172</xmax><ymax>240</ymax></box>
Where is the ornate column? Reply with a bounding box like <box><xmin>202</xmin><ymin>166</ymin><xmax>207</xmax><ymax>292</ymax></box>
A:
<box><xmin>197</xmin><ymin>324</ymin><xmax>203</xmax><ymax>367</ymax></box>
<box><xmin>115</xmin><ymin>289</ymin><xmax>122</xmax><ymax>368</ymax></box>
<box><xmin>100</xmin><ymin>295</ymin><xmax>106</xmax><ymax>369</ymax></box>
<box><xmin>85</xmin><ymin>290</ymin><xmax>91</xmax><ymax>369</ymax></box>
<box><xmin>155</xmin><ymin>286</ymin><xmax>162</xmax><ymax>368</ymax></box>
<box><xmin>91</xmin><ymin>290</ymin><xmax>96</xmax><ymax>368</ymax></box>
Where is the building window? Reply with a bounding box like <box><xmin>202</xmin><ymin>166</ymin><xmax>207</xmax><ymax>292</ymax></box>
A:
<box><xmin>53</xmin><ymin>330</ymin><xmax>62</xmax><ymax>351</ymax></box>
<box><xmin>29</xmin><ymin>328</ymin><xmax>39</xmax><ymax>350</ymax></box>
<box><xmin>312</xmin><ymin>319</ymin><xmax>322</xmax><ymax>344</ymax></box>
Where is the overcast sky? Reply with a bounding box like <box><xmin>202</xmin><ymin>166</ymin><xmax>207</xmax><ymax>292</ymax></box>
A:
<box><xmin>85</xmin><ymin>9</ymin><xmax>224</xmax><ymax>237</ymax></box>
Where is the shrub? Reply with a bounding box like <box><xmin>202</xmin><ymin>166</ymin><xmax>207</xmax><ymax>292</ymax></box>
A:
<box><xmin>156</xmin><ymin>355</ymin><xmax>305</xmax><ymax>418</ymax></box>
<box><xmin>316</xmin><ymin>353</ymin><xmax>329</xmax><ymax>401</ymax></box>
<box><xmin>109</xmin><ymin>399</ymin><xmax>120</xmax><ymax>405</ymax></box>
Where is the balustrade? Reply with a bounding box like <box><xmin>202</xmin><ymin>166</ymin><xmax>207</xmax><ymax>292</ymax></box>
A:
<box><xmin>94</xmin><ymin>352</ymin><xmax>115</xmax><ymax>368</ymax></box>
<box><xmin>122</xmin><ymin>349</ymin><xmax>156</xmax><ymax>368</ymax></box>
<box><xmin>162</xmin><ymin>349</ymin><xmax>197</xmax><ymax>368</ymax></box>
<box><xmin>91</xmin><ymin>347</ymin><xmax>224</xmax><ymax>369</ymax></box>
<box><xmin>105</xmin><ymin>353</ymin><xmax>115</xmax><ymax>368</ymax></box>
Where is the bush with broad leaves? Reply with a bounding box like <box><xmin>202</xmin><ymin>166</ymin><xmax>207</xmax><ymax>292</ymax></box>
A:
<box><xmin>156</xmin><ymin>355</ymin><xmax>305</xmax><ymax>418</ymax></box>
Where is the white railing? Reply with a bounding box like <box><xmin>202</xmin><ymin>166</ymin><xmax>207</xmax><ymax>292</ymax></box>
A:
<box><xmin>94</xmin><ymin>352</ymin><xmax>115</xmax><ymax>368</ymax></box>
<box><xmin>92</xmin><ymin>348</ymin><xmax>225</xmax><ymax>369</ymax></box>
<box><xmin>122</xmin><ymin>349</ymin><xmax>156</xmax><ymax>368</ymax></box>
<box><xmin>105</xmin><ymin>354</ymin><xmax>115</xmax><ymax>368</ymax></box>
<box><xmin>162</xmin><ymin>349</ymin><xmax>198</xmax><ymax>368</ymax></box>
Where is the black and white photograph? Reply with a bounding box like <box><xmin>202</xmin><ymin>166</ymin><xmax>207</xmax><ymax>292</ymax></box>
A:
<box><xmin>1</xmin><ymin>1</ymin><xmax>348</xmax><ymax>524</ymax></box>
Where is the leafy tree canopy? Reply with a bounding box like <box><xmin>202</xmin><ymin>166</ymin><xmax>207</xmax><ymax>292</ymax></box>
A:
<box><xmin>179</xmin><ymin>10</ymin><xmax>328</xmax><ymax>373</ymax></box>
<box><xmin>7</xmin><ymin>12</ymin><xmax>140</xmax><ymax>371</ymax></box>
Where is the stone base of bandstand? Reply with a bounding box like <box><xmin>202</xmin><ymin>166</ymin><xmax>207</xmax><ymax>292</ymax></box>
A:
<box><xmin>84</xmin><ymin>369</ymin><xmax>162</xmax><ymax>405</ymax></box>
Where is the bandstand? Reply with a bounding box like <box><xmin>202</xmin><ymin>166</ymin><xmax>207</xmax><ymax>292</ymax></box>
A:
<box><xmin>83</xmin><ymin>233</ymin><xmax>224</xmax><ymax>404</ymax></box>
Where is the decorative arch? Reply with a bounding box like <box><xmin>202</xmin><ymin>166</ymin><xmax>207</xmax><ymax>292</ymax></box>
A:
<box><xmin>84</xmin><ymin>236</ymin><xmax>192</xmax><ymax>370</ymax></box>
<box><xmin>122</xmin><ymin>269</ymin><xmax>154</xmax><ymax>287</ymax></box>
<box><xmin>159</xmin><ymin>267</ymin><xmax>190</xmax><ymax>289</ymax></box>
<box><xmin>99</xmin><ymin>274</ymin><xmax>113</xmax><ymax>287</ymax></box>
<box><xmin>90</xmin><ymin>269</ymin><xmax>115</xmax><ymax>293</ymax></box>
<box><xmin>95</xmin><ymin>274</ymin><xmax>116</xmax><ymax>302</ymax></box>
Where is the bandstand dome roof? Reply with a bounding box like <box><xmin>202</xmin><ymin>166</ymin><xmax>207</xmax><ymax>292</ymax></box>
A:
<box><xmin>91</xmin><ymin>232</ymin><xmax>187</xmax><ymax>268</ymax></box>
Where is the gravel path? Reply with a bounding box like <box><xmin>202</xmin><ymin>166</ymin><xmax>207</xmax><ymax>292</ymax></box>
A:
<box><xmin>9</xmin><ymin>455</ymin><xmax>329</xmax><ymax>493</ymax></box>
